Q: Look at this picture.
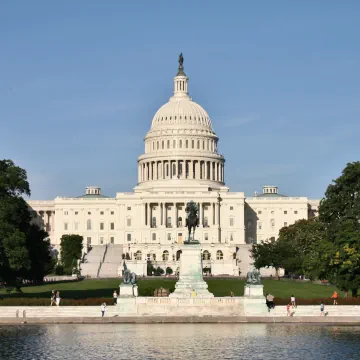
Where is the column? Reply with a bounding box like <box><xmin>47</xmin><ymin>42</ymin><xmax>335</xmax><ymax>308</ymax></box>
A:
<box><xmin>175</xmin><ymin>203</ymin><xmax>178</xmax><ymax>227</ymax></box>
<box><xmin>148</xmin><ymin>203</ymin><xmax>151</xmax><ymax>227</ymax></box>
<box><xmin>198</xmin><ymin>202</ymin><xmax>202</xmax><ymax>226</ymax></box>
<box><xmin>138</xmin><ymin>164</ymin><xmax>141</xmax><ymax>183</ymax></box>
<box><xmin>181</xmin><ymin>160</ymin><xmax>186</xmax><ymax>179</ymax></box>
<box><xmin>154</xmin><ymin>161</ymin><xmax>158</xmax><ymax>180</ymax></box>
<box><xmin>175</xmin><ymin>161</ymin><xmax>178</xmax><ymax>178</ymax></box>
<box><xmin>51</xmin><ymin>211</ymin><xmax>55</xmax><ymax>233</ymax></box>
<box><xmin>222</xmin><ymin>163</ymin><xmax>225</xmax><ymax>183</ymax></box>
<box><xmin>213</xmin><ymin>203</ymin><xmax>215</xmax><ymax>225</ymax></box>
<box><xmin>145</xmin><ymin>203</ymin><xmax>147</xmax><ymax>226</ymax></box>
<box><xmin>150</xmin><ymin>162</ymin><xmax>153</xmax><ymax>180</ymax></box>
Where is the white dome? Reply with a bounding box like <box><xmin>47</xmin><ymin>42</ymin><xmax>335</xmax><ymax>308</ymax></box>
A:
<box><xmin>150</xmin><ymin>98</ymin><xmax>213</xmax><ymax>130</ymax></box>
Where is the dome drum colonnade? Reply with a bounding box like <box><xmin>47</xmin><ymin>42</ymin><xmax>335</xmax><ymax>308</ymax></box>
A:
<box><xmin>137</xmin><ymin>56</ymin><xmax>225</xmax><ymax>186</ymax></box>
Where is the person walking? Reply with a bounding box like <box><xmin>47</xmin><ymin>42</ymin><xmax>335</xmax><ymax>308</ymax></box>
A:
<box><xmin>113</xmin><ymin>290</ymin><xmax>118</xmax><ymax>305</ymax></box>
<box><xmin>101</xmin><ymin>302</ymin><xmax>106</xmax><ymax>317</ymax></box>
<box><xmin>331</xmin><ymin>291</ymin><xmax>338</xmax><ymax>305</ymax></box>
<box><xmin>191</xmin><ymin>289</ymin><xmax>197</xmax><ymax>298</ymax></box>
<box><xmin>286</xmin><ymin>303</ymin><xmax>291</xmax><ymax>316</ymax></box>
<box><xmin>55</xmin><ymin>291</ymin><xmax>61</xmax><ymax>306</ymax></box>
<box><xmin>50</xmin><ymin>290</ymin><xmax>56</xmax><ymax>306</ymax></box>
<box><xmin>320</xmin><ymin>302</ymin><xmax>325</xmax><ymax>316</ymax></box>
<box><xmin>291</xmin><ymin>294</ymin><xmax>296</xmax><ymax>308</ymax></box>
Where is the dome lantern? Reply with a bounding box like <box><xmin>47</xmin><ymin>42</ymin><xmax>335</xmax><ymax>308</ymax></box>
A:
<box><xmin>173</xmin><ymin>53</ymin><xmax>189</xmax><ymax>100</ymax></box>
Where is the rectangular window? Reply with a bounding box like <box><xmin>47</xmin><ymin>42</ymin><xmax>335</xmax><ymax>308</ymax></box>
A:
<box><xmin>110</xmin><ymin>222</ymin><xmax>115</xmax><ymax>230</ymax></box>
<box><xmin>284</xmin><ymin>210</ymin><xmax>287</xmax><ymax>214</ymax></box>
<box><xmin>100</xmin><ymin>222</ymin><xmax>104</xmax><ymax>230</ymax></box>
<box><xmin>74</xmin><ymin>222</ymin><xmax>79</xmax><ymax>230</ymax></box>
<box><xmin>204</xmin><ymin>233</ymin><xmax>208</xmax><ymax>241</ymax></box>
<box><xmin>111</xmin><ymin>211</ymin><xmax>114</xmax><ymax>215</ymax></box>
<box><xmin>294</xmin><ymin>210</ymin><xmax>298</xmax><ymax>214</ymax></box>
<box><xmin>167</xmin><ymin>233</ymin><xmax>171</xmax><ymax>241</ymax></box>
<box><xmin>284</xmin><ymin>222</ymin><xmax>288</xmax><ymax>227</ymax></box>
<box><xmin>230</xmin><ymin>218</ymin><xmax>234</xmax><ymax>227</ymax></box>
<box><xmin>64</xmin><ymin>223</ymin><xmax>68</xmax><ymax>231</ymax></box>
<box><xmin>258</xmin><ymin>222</ymin><xmax>262</xmax><ymax>230</ymax></box>
<box><xmin>127</xmin><ymin>234</ymin><xmax>131</xmax><ymax>241</ymax></box>
<box><xmin>100</xmin><ymin>211</ymin><xmax>104</xmax><ymax>215</ymax></box>
<box><xmin>100</xmin><ymin>236</ymin><xmax>104</xmax><ymax>245</ymax></box>
<box><xmin>230</xmin><ymin>206</ymin><xmax>233</xmax><ymax>210</ymax></box>
<box><xmin>127</xmin><ymin>218</ymin><xmax>131</xmax><ymax>226</ymax></box>
<box><xmin>87</xmin><ymin>237</ymin><xmax>91</xmax><ymax>245</ymax></box>
<box><xmin>258</xmin><ymin>210</ymin><xmax>262</xmax><ymax>215</ymax></box>
<box><xmin>152</xmin><ymin>233</ymin><xmax>156</xmax><ymax>241</ymax></box>
<box><xmin>127</xmin><ymin>207</ymin><xmax>131</xmax><ymax>210</ymax></box>
<box><xmin>75</xmin><ymin>211</ymin><xmax>78</xmax><ymax>215</ymax></box>
<box><xmin>64</xmin><ymin>211</ymin><xmax>68</xmax><ymax>216</ymax></box>
<box><xmin>110</xmin><ymin>237</ymin><xmax>114</xmax><ymax>244</ymax></box>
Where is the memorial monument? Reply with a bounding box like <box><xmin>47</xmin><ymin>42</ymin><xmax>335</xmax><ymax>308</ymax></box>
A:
<box><xmin>119</xmin><ymin>261</ymin><xmax>138</xmax><ymax>297</ymax></box>
<box><xmin>170</xmin><ymin>201</ymin><xmax>214</xmax><ymax>298</ymax></box>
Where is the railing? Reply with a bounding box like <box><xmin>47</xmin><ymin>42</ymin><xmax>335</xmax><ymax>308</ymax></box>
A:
<box><xmin>97</xmin><ymin>244</ymin><xmax>108</xmax><ymax>277</ymax></box>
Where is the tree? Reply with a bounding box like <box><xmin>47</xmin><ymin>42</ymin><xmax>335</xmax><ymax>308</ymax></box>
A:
<box><xmin>59</xmin><ymin>234</ymin><xmax>83</xmax><ymax>274</ymax></box>
<box><xmin>165</xmin><ymin>267</ymin><xmax>173</xmax><ymax>275</ymax></box>
<box><xmin>278</xmin><ymin>219</ymin><xmax>330</xmax><ymax>280</ymax></box>
<box><xmin>155</xmin><ymin>267</ymin><xmax>164</xmax><ymax>276</ymax></box>
<box><xmin>0</xmin><ymin>160</ymin><xmax>52</xmax><ymax>286</ymax></box>
<box><xmin>251</xmin><ymin>239</ymin><xmax>292</xmax><ymax>280</ymax></box>
<box><xmin>319</xmin><ymin>162</ymin><xmax>360</xmax><ymax>297</ymax></box>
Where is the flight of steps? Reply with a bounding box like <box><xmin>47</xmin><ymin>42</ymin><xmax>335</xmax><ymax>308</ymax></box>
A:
<box><xmin>80</xmin><ymin>246</ymin><xmax>106</xmax><ymax>278</ymax></box>
<box><xmin>98</xmin><ymin>244</ymin><xmax>123</xmax><ymax>278</ymax></box>
<box><xmin>268</xmin><ymin>305</ymin><xmax>360</xmax><ymax>317</ymax></box>
<box><xmin>0</xmin><ymin>306</ymin><xmax>118</xmax><ymax>318</ymax></box>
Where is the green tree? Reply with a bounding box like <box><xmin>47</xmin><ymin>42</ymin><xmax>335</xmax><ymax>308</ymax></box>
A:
<box><xmin>251</xmin><ymin>239</ymin><xmax>292</xmax><ymax>280</ymax></box>
<box><xmin>165</xmin><ymin>267</ymin><xmax>173</xmax><ymax>275</ymax></box>
<box><xmin>60</xmin><ymin>234</ymin><xmax>83</xmax><ymax>274</ymax></box>
<box><xmin>278</xmin><ymin>219</ymin><xmax>331</xmax><ymax>279</ymax></box>
<box><xmin>319</xmin><ymin>161</ymin><xmax>360</xmax><ymax>297</ymax></box>
<box><xmin>0</xmin><ymin>160</ymin><xmax>52</xmax><ymax>286</ymax></box>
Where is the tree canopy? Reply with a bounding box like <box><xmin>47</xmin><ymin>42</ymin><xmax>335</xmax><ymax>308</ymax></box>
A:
<box><xmin>0</xmin><ymin>160</ymin><xmax>52</xmax><ymax>286</ymax></box>
<box><xmin>319</xmin><ymin>161</ymin><xmax>360</xmax><ymax>296</ymax></box>
<box><xmin>60</xmin><ymin>234</ymin><xmax>83</xmax><ymax>274</ymax></box>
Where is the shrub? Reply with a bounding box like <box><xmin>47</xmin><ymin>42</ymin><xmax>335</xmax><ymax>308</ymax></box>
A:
<box><xmin>155</xmin><ymin>267</ymin><xmax>164</xmax><ymax>276</ymax></box>
<box><xmin>166</xmin><ymin>267</ymin><xmax>173</xmax><ymax>275</ymax></box>
<box><xmin>55</xmin><ymin>265</ymin><xmax>64</xmax><ymax>275</ymax></box>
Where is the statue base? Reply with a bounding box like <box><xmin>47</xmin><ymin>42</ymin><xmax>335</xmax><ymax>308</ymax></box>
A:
<box><xmin>119</xmin><ymin>283</ymin><xmax>138</xmax><ymax>298</ymax></box>
<box><xmin>244</xmin><ymin>284</ymin><xmax>264</xmax><ymax>298</ymax></box>
<box><xmin>170</xmin><ymin>242</ymin><xmax>214</xmax><ymax>298</ymax></box>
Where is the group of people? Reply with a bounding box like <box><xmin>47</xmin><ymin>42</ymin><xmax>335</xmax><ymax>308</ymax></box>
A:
<box><xmin>50</xmin><ymin>290</ymin><xmax>61</xmax><ymax>306</ymax></box>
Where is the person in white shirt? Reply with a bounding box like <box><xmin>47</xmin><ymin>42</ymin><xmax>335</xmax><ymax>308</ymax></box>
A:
<box><xmin>101</xmin><ymin>302</ymin><xmax>106</xmax><ymax>317</ymax></box>
<box><xmin>291</xmin><ymin>295</ymin><xmax>296</xmax><ymax>308</ymax></box>
<box><xmin>113</xmin><ymin>290</ymin><xmax>118</xmax><ymax>305</ymax></box>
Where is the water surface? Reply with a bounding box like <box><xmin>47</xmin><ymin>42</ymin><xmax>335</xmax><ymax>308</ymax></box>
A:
<box><xmin>0</xmin><ymin>324</ymin><xmax>359</xmax><ymax>360</ymax></box>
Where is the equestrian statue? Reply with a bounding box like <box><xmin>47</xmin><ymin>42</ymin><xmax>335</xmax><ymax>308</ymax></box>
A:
<box><xmin>185</xmin><ymin>200</ymin><xmax>199</xmax><ymax>243</ymax></box>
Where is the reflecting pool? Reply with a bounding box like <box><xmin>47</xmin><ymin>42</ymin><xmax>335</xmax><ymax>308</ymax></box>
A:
<box><xmin>0</xmin><ymin>324</ymin><xmax>359</xmax><ymax>360</ymax></box>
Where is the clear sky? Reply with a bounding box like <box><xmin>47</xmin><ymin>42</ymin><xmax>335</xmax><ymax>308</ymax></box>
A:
<box><xmin>1</xmin><ymin>1</ymin><xmax>359</xmax><ymax>200</ymax></box>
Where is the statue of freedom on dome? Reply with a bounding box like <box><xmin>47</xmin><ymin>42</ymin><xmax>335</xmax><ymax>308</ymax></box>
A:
<box><xmin>185</xmin><ymin>200</ymin><xmax>199</xmax><ymax>243</ymax></box>
<box><xmin>179</xmin><ymin>53</ymin><xmax>184</xmax><ymax>67</ymax></box>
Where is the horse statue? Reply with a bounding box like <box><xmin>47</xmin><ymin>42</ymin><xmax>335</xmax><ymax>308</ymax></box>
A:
<box><xmin>185</xmin><ymin>200</ymin><xmax>199</xmax><ymax>242</ymax></box>
<box><xmin>122</xmin><ymin>261</ymin><xmax>137</xmax><ymax>285</ymax></box>
<box><xmin>246</xmin><ymin>269</ymin><xmax>261</xmax><ymax>285</ymax></box>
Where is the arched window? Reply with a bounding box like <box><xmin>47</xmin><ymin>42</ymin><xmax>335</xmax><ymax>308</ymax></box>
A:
<box><xmin>270</xmin><ymin>219</ymin><xmax>275</xmax><ymax>227</ymax></box>
<box><xmin>135</xmin><ymin>251</ymin><xmax>142</xmax><ymax>260</ymax></box>
<box><xmin>270</xmin><ymin>237</ymin><xmax>276</xmax><ymax>243</ymax></box>
<box><xmin>192</xmin><ymin>140</ymin><xmax>194</xmax><ymax>148</ymax></box>
<box><xmin>172</xmin><ymin>163</ymin><xmax>176</xmax><ymax>177</ymax></box>
<box><xmin>167</xmin><ymin>233</ymin><xmax>171</xmax><ymax>241</ymax></box>
<box><xmin>162</xmin><ymin>250</ymin><xmax>169</xmax><ymax>261</ymax></box>
<box><xmin>176</xmin><ymin>250</ymin><xmax>182</xmax><ymax>261</ymax></box>
<box><xmin>167</xmin><ymin>217</ymin><xmax>172</xmax><ymax>227</ymax></box>
<box><xmin>202</xmin><ymin>140</ymin><xmax>205</xmax><ymax>149</ymax></box>
<box><xmin>178</xmin><ymin>216</ymin><xmax>182</xmax><ymax>227</ymax></box>
<box><xmin>157</xmin><ymin>141</ymin><xmax>159</xmax><ymax>149</ymax></box>
<box><xmin>230</xmin><ymin>234</ymin><xmax>234</xmax><ymax>241</ymax></box>
<box><xmin>167</xmin><ymin>140</ymin><xmax>170</xmax><ymax>148</ymax></box>
<box><xmin>216</xmin><ymin>250</ymin><xmax>223</xmax><ymax>260</ymax></box>
<box><xmin>87</xmin><ymin>219</ymin><xmax>91</xmax><ymax>230</ymax></box>
<box><xmin>179</xmin><ymin>140</ymin><xmax>182</xmax><ymax>148</ymax></box>
<box><xmin>186</xmin><ymin>139</ymin><xmax>188</xmax><ymax>148</ymax></box>
<box><xmin>162</xmin><ymin>141</ymin><xmax>164</xmax><ymax>149</ymax></box>
<box><xmin>152</xmin><ymin>217</ymin><xmax>156</xmax><ymax>228</ymax></box>
<box><xmin>230</xmin><ymin>217</ymin><xmax>234</xmax><ymax>227</ymax></box>
<box><xmin>173</xmin><ymin>139</ymin><xmax>176</xmax><ymax>148</ymax></box>
<box><xmin>127</xmin><ymin>217</ymin><xmax>131</xmax><ymax>227</ymax></box>
<box><xmin>203</xmin><ymin>250</ymin><xmax>210</xmax><ymax>260</ymax></box>
<box><xmin>197</xmin><ymin>140</ymin><xmax>200</xmax><ymax>149</ymax></box>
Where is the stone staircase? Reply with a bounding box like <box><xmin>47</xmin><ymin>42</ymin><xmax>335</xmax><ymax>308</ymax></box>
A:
<box><xmin>0</xmin><ymin>306</ymin><xmax>118</xmax><ymax>318</ymax></box>
<box><xmin>268</xmin><ymin>305</ymin><xmax>360</xmax><ymax>317</ymax></box>
<box><xmin>80</xmin><ymin>246</ymin><xmax>106</xmax><ymax>278</ymax></box>
<box><xmin>98</xmin><ymin>244</ymin><xmax>123</xmax><ymax>278</ymax></box>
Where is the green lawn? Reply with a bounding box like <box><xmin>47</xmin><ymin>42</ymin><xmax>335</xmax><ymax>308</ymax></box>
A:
<box><xmin>0</xmin><ymin>278</ymin><xmax>343</xmax><ymax>300</ymax></box>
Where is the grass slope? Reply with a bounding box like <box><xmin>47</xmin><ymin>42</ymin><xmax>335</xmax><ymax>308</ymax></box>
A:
<box><xmin>0</xmin><ymin>278</ymin><xmax>343</xmax><ymax>300</ymax></box>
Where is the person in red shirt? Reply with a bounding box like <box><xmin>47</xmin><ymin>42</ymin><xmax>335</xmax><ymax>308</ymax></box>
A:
<box><xmin>331</xmin><ymin>291</ymin><xmax>338</xmax><ymax>305</ymax></box>
<box><xmin>286</xmin><ymin>303</ymin><xmax>291</xmax><ymax>316</ymax></box>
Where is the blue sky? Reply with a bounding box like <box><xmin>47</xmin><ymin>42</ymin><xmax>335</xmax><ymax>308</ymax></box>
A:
<box><xmin>1</xmin><ymin>1</ymin><xmax>359</xmax><ymax>200</ymax></box>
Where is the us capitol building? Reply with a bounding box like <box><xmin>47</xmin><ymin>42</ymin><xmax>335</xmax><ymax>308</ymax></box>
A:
<box><xmin>28</xmin><ymin>56</ymin><xmax>320</xmax><ymax>277</ymax></box>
